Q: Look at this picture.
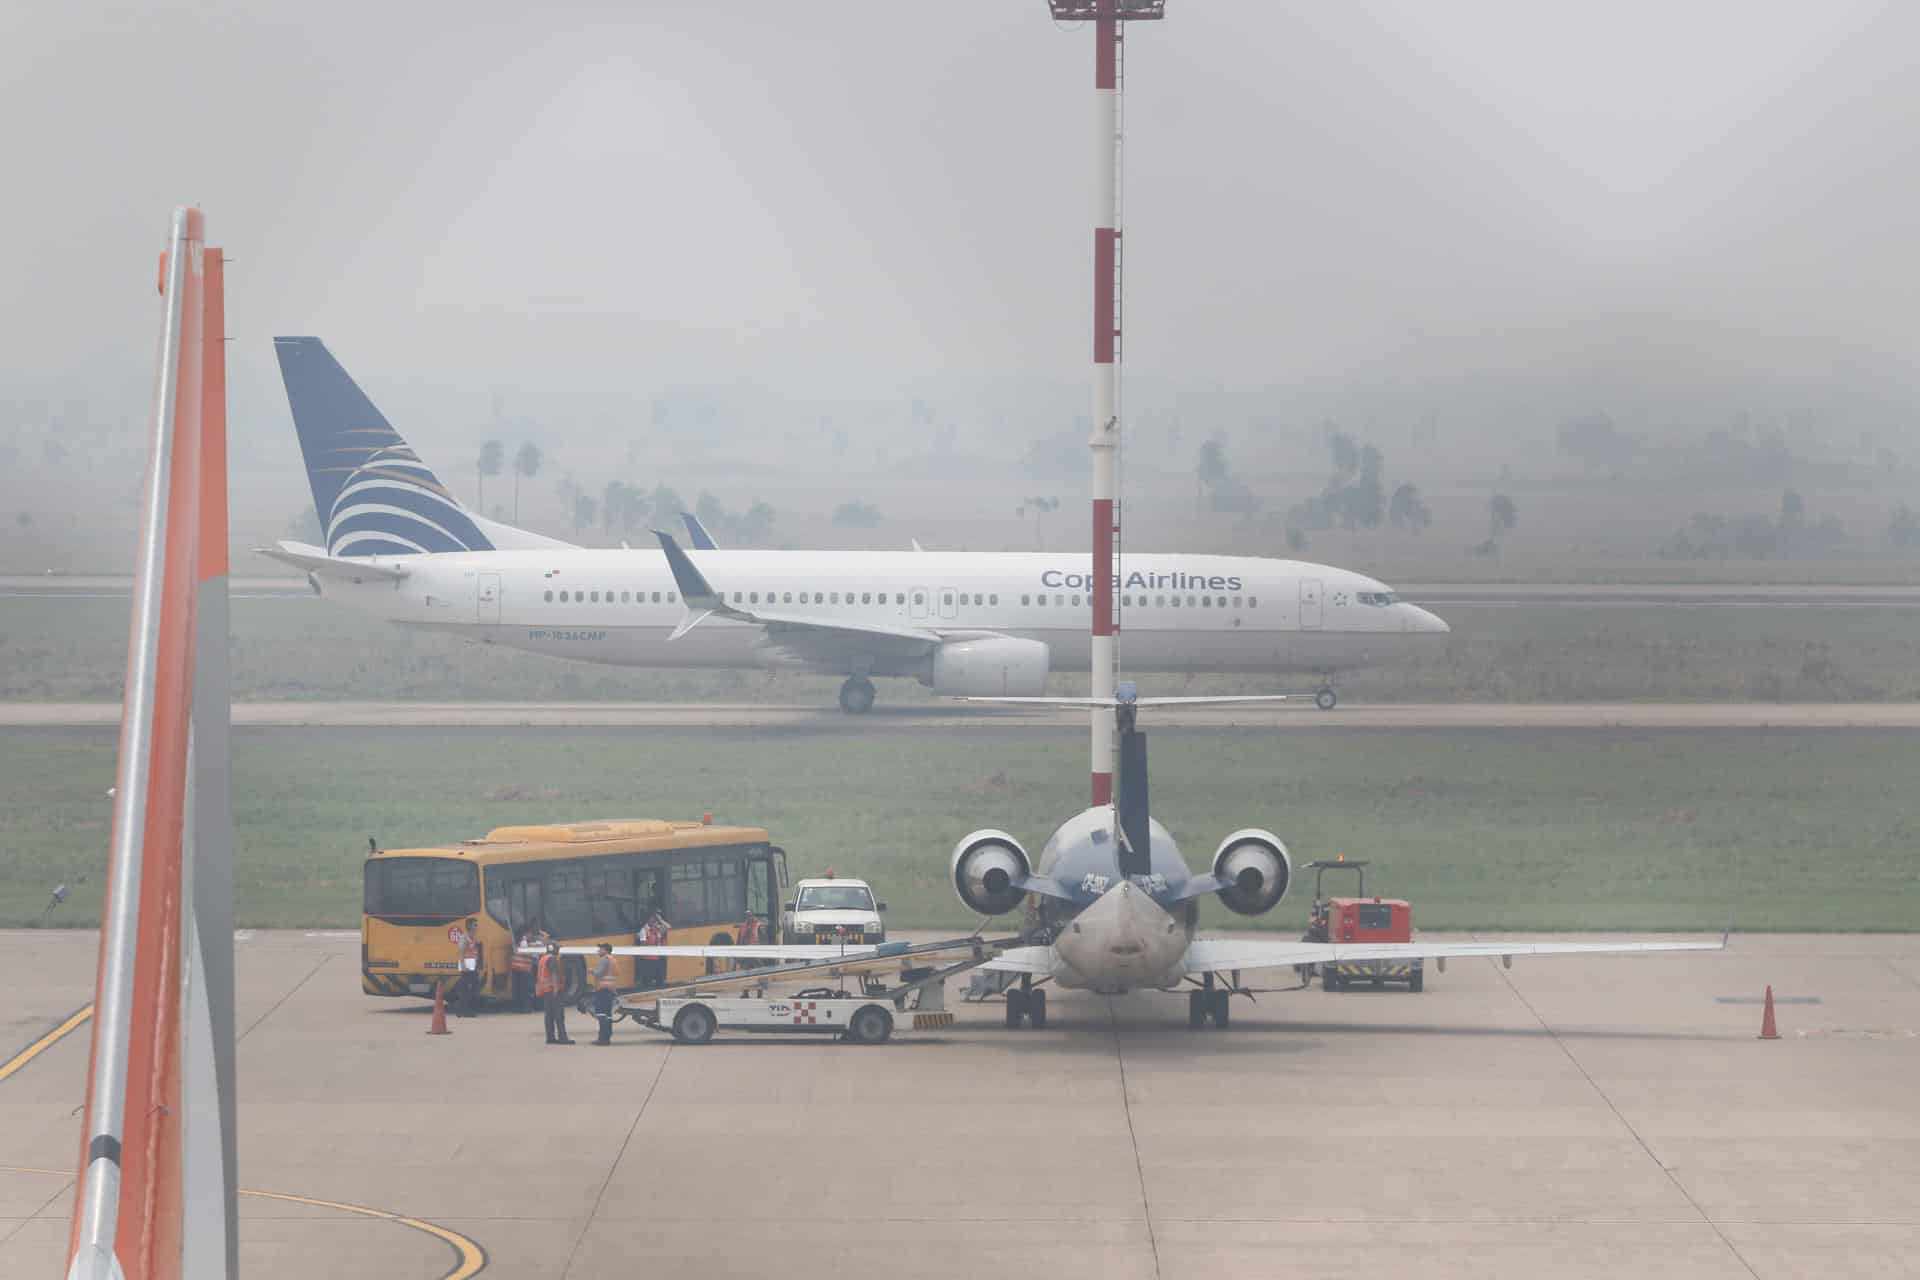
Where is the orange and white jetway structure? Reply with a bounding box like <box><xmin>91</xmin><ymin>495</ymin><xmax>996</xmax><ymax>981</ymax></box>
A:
<box><xmin>67</xmin><ymin>207</ymin><xmax>238</xmax><ymax>1280</ymax></box>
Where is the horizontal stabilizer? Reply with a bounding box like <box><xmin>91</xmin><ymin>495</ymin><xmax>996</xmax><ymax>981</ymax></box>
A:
<box><xmin>255</xmin><ymin>541</ymin><xmax>408</xmax><ymax>581</ymax></box>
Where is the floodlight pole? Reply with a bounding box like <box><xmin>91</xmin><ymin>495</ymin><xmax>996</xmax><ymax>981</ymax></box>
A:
<box><xmin>1050</xmin><ymin>0</ymin><xmax>1164</xmax><ymax>806</ymax></box>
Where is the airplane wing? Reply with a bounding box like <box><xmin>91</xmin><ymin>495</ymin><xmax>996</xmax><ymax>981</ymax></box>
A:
<box><xmin>1182</xmin><ymin>932</ymin><xmax>1728</xmax><ymax>976</ymax></box>
<box><xmin>255</xmin><ymin>540</ymin><xmax>409</xmax><ymax>581</ymax></box>
<box><xmin>651</xmin><ymin>529</ymin><xmax>950</xmax><ymax>661</ymax></box>
<box><xmin>957</xmin><ymin>694</ymin><xmax>1293</xmax><ymax>708</ymax></box>
<box><xmin>532</xmin><ymin>943</ymin><xmax>887</xmax><ymax>961</ymax></box>
<box><xmin>978</xmin><ymin>946</ymin><xmax>1056</xmax><ymax>976</ymax></box>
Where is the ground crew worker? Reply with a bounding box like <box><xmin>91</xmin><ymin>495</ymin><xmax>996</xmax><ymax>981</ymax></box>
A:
<box><xmin>510</xmin><ymin>926</ymin><xmax>537</xmax><ymax>1012</ymax></box>
<box><xmin>453</xmin><ymin>917</ymin><xmax>483</xmax><ymax>1016</ymax></box>
<box><xmin>537</xmin><ymin>943</ymin><xmax>573</xmax><ymax>1045</ymax></box>
<box><xmin>590</xmin><ymin>942</ymin><xmax>618</xmax><ymax>1045</ymax></box>
<box><xmin>736</xmin><ymin>912</ymin><xmax>765</xmax><ymax>968</ymax></box>
<box><xmin>638</xmin><ymin>910</ymin><xmax>672</xmax><ymax>989</ymax></box>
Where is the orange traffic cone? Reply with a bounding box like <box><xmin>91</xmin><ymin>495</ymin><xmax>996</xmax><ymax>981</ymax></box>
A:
<box><xmin>1757</xmin><ymin>985</ymin><xmax>1779</xmax><ymax>1040</ymax></box>
<box><xmin>427</xmin><ymin>982</ymin><xmax>452</xmax><ymax>1035</ymax></box>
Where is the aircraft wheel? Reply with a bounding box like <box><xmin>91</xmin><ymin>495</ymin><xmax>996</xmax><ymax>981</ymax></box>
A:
<box><xmin>1211</xmin><ymin>990</ymin><xmax>1232</xmax><ymax>1029</ymax></box>
<box><xmin>1315</xmin><ymin>687</ymin><xmax>1338</xmax><ymax>711</ymax></box>
<box><xmin>1005</xmin><ymin>988</ymin><xmax>1029</xmax><ymax>1029</ymax></box>
<box><xmin>839</xmin><ymin>676</ymin><xmax>877</xmax><ymax>715</ymax></box>
<box><xmin>847</xmin><ymin>1004</ymin><xmax>894</xmax><ymax>1045</ymax></box>
<box><xmin>1188</xmin><ymin>991</ymin><xmax>1207</xmax><ymax>1029</ymax></box>
<box><xmin>671</xmin><ymin>1003</ymin><xmax>716</xmax><ymax>1045</ymax></box>
<box><xmin>1027</xmin><ymin>988</ymin><xmax>1047</xmax><ymax>1029</ymax></box>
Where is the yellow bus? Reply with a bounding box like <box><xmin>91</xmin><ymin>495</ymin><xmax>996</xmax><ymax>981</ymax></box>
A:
<box><xmin>361</xmin><ymin>819</ymin><xmax>788</xmax><ymax>1004</ymax></box>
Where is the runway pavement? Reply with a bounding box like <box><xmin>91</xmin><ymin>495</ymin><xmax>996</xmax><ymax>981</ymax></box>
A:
<box><xmin>3</xmin><ymin>928</ymin><xmax>1914</xmax><ymax>1278</ymax></box>
<box><xmin>5</xmin><ymin>699</ymin><xmax>1920</xmax><ymax>729</ymax></box>
<box><xmin>9</xmin><ymin>573</ymin><xmax>1920</xmax><ymax>607</ymax></box>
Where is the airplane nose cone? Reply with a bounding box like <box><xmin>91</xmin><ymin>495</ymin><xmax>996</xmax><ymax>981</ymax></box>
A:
<box><xmin>1407</xmin><ymin>604</ymin><xmax>1449</xmax><ymax>634</ymax></box>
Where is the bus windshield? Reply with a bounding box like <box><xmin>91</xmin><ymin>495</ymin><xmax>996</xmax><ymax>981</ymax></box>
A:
<box><xmin>795</xmin><ymin>884</ymin><xmax>874</xmax><ymax>912</ymax></box>
<box><xmin>365</xmin><ymin>857</ymin><xmax>479</xmax><ymax>920</ymax></box>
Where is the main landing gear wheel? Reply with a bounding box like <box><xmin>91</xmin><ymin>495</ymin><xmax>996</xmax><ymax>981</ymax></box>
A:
<box><xmin>1211</xmin><ymin>990</ymin><xmax>1232</xmax><ymax>1029</ymax></box>
<box><xmin>671</xmin><ymin>1003</ymin><xmax>716</xmax><ymax>1045</ymax></box>
<box><xmin>1188</xmin><ymin>991</ymin><xmax>1207</xmax><ymax>1029</ymax></box>
<box><xmin>1026</xmin><ymin>988</ymin><xmax>1047</xmax><ymax>1029</ymax></box>
<box><xmin>1005</xmin><ymin>988</ymin><xmax>1029</xmax><ymax>1028</ymax></box>
<box><xmin>838</xmin><ymin>675</ymin><xmax>877</xmax><ymax>715</ymax></box>
<box><xmin>1314</xmin><ymin>687</ymin><xmax>1338</xmax><ymax>711</ymax></box>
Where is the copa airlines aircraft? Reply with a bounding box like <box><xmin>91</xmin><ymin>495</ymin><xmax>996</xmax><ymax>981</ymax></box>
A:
<box><xmin>267</xmin><ymin>337</ymin><xmax>1449</xmax><ymax>712</ymax></box>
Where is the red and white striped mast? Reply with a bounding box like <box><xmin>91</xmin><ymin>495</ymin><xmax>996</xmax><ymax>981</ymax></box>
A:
<box><xmin>1050</xmin><ymin>0</ymin><xmax>1164</xmax><ymax>805</ymax></box>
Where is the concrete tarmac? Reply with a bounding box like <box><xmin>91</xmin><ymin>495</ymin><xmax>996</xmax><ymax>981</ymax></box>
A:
<box><xmin>6</xmin><ymin>700</ymin><xmax>1920</xmax><ymax>729</ymax></box>
<box><xmin>3</xmin><ymin>929</ymin><xmax>1915</xmax><ymax>1278</ymax></box>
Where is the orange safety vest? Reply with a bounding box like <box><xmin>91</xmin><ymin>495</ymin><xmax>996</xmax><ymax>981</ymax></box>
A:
<box><xmin>738</xmin><ymin>917</ymin><xmax>763</xmax><ymax>945</ymax></box>
<box><xmin>641</xmin><ymin>919</ymin><xmax>669</xmax><ymax>945</ymax></box>
<box><xmin>593</xmin><ymin>955</ymin><xmax>617</xmax><ymax>990</ymax></box>
<box><xmin>535</xmin><ymin>953</ymin><xmax>562</xmax><ymax>997</ymax></box>
<box><xmin>510</xmin><ymin>942</ymin><xmax>534</xmax><ymax>973</ymax></box>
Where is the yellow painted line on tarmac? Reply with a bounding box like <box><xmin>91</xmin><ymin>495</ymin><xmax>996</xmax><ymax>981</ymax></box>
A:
<box><xmin>0</xmin><ymin>1004</ymin><xmax>93</xmax><ymax>1083</ymax></box>
<box><xmin>239</xmin><ymin>1187</ymin><xmax>488</xmax><ymax>1279</ymax></box>
<box><xmin>0</xmin><ymin>1168</ymin><xmax>488</xmax><ymax>1278</ymax></box>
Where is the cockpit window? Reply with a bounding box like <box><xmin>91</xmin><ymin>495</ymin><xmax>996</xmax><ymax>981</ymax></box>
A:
<box><xmin>1356</xmin><ymin>591</ymin><xmax>1397</xmax><ymax>607</ymax></box>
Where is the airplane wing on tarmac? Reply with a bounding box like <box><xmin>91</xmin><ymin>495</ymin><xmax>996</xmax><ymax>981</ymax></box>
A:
<box><xmin>651</xmin><ymin>529</ymin><xmax>946</xmax><ymax>656</ymax></box>
<box><xmin>1181</xmin><ymin>932</ymin><xmax>1729</xmax><ymax>976</ymax></box>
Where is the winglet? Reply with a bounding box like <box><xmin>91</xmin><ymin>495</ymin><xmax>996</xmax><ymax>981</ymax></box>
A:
<box><xmin>681</xmin><ymin>511</ymin><xmax>720</xmax><ymax>551</ymax></box>
<box><xmin>652</xmin><ymin>530</ymin><xmax>722</xmax><ymax>608</ymax></box>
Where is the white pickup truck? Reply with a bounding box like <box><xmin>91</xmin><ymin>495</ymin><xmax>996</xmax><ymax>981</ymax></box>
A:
<box><xmin>782</xmin><ymin>876</ymin><xmax>886</xmax><ymax>945</ymax></box>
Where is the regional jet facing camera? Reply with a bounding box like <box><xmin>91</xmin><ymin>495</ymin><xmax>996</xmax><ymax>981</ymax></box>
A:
<box><xmin>264</xmin><ymin>338</ymin><xmax>1448</xmax><ymax>712</ymax></box>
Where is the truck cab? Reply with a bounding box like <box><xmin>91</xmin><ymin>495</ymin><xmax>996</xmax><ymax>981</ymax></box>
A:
<box><xmin>783</xmin><ymin>876</ymin><xmax>886</xmax><ymax>945</ymax></box>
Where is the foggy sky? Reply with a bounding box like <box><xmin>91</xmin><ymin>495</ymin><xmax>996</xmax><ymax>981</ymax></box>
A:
<box><xmin>5</xmin><ymin>1</ymin><xmax>1918</xmax><ymax>405</ymax></box>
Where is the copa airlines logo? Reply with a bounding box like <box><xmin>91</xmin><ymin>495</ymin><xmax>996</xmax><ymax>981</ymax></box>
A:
<box><xmin>1042</xmin><ymin>568</ymin><xmax>1244</xmax><ymax>592</ymax></box>
<box><xmin>325</xmin><ymin>447</ymin><xmax>496</xmax><ymax>557</ymax></box>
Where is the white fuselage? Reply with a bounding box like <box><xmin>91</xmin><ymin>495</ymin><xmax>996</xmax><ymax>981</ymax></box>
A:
<box><xmin>307</xmin><ymin>548</ymin><xmax>1448</xmax><ymax>679</ymax></box>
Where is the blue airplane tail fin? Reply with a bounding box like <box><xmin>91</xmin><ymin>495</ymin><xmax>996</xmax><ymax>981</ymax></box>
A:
<box><xmin>274</xmin><ymin>338</ymin><xmax>570</xmax><ymax>556</ymax></box>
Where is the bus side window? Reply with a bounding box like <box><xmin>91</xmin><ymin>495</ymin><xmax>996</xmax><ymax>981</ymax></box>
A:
<box><xmin>670</xmin><ymin>861</ymin><xmax>706</xmax><ymax>924</ymax></box>
<box><xmin>707</xmin><ymin>857</ymin><xmax>745</xmax><ymax>920</ymax></box>
<box><xmin>634</xmin><ymin>868</ymin><xmax>666</xmax><ymax>919</ymax></box>
<box><xmin>544</xmin><ymin>864</ymin><xmax>591</xmax><ymax>939</ymax></box>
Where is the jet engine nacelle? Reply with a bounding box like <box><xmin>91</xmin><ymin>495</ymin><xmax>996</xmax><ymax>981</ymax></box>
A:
<box><xmin>1212</xmin><ymin>829</ymin><xmax>1292</xmax><ymax>916</ymax></box>
<box><xmin>950</xmin><ymin>829</ymin><xmax>1032</xmax><ymax>916</ymax></box>
<box><xmin>926</xmin><ymin>637</ymin><xmax>1050</xmax><ymax>698</ymax></box>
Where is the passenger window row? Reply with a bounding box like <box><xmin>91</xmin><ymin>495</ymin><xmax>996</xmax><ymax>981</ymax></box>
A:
<box><xmin>544</xmin><ymin>589</ymin><xmax>679</xmax><ymax>604</ymax></box>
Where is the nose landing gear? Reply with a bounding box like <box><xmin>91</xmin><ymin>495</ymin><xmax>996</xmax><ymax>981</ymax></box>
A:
<box><xmin>1314</xmin><ymin>684</ymin><xmax>1338</xmax><ymax>711</ymax></box>
<box><xmin>838</xmin><ymin>675</ymin><xmax>877</xmax><ymax>714</ymax></box>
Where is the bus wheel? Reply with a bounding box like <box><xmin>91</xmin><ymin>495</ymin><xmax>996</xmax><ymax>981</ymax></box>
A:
<box><xmin>672</xmin><ymin>1004</ymin><xmax>717</xmax><ymax>1045</ymax></box>
<box><xmin>562</xmin><ymin>957</ymin><xmax>587</xmax><ymax>1002</ymax></box>
<box><xmin>847</xmin><ymin>1004</ymin><xmax>893</xmax><ymax>1045</ymax></box>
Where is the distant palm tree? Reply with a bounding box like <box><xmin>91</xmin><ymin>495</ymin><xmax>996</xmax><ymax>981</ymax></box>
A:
<box><xmin>513</xmin><ymin>442</ymin><xmax>542</xmax><ymax>523</ymax></box>
<box><xmin>476</xmin><ymin>439</ymin><xmax>504</xmax><ymax>510</ymax></box>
